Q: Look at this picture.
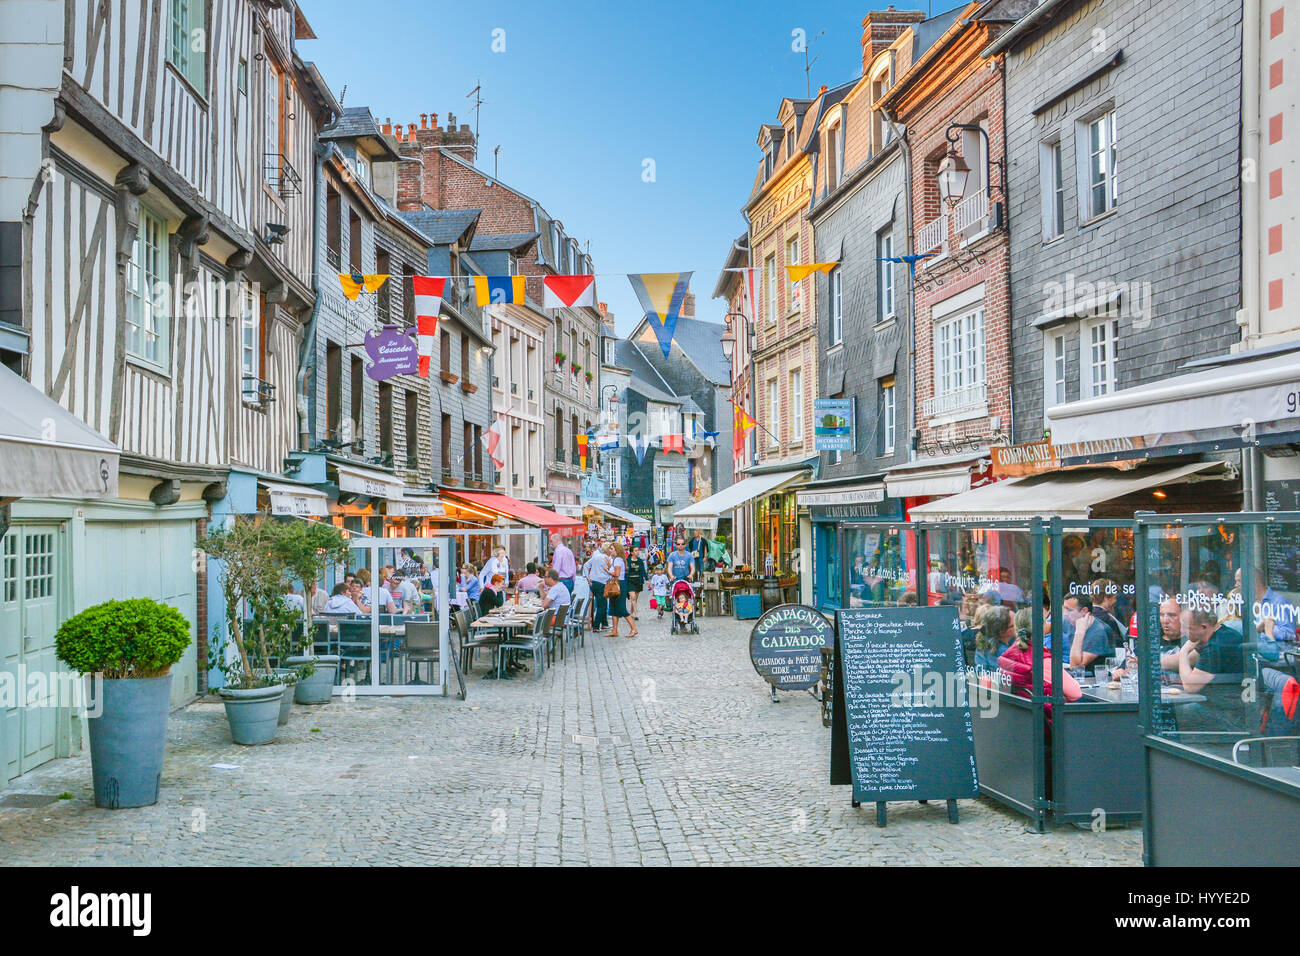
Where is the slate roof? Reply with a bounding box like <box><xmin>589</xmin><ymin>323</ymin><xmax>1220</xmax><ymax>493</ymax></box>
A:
<box><xmin>616</xmin><ymin>340</ymin><xmax>680</xmax><ymax>405</ymax></box>
<box><xmin>912</xmin><ymin>6</ymin><xmax>966</xmax><ymax>60</ymax></box>
<box><xmin>320</xmin><ymin>106</ymin><xmax>401</xmax><ymax>160</ymax></box>
<box><xmin>469</xmin><ymin>232</ymin><xmax>540</xmax><ymax>254</ymax></box>
<box><xmin>397</xmin><ymin>207</ymin><xmax>481</xmax><ymax>246</ymax></box>
<box><xmin>666</xmin><ymin>315</ymin><xmax>731</xmax><ymax>386</ymax></box>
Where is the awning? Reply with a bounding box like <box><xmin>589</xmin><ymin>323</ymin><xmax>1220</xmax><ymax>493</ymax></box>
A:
<box><xmin>387</xmin><ymin>493</ymin><xmax>445</xmax><ymax>517</ymax></box>
<box><xmin>796</xmin><ymin>482</ymin><xmax>886</xmax><ymax>507</ymax></box>
<box><xmin>1047</xmin><ymin>351</ymin><xmax>1300</xmax><ymax>454</ymax></box>
<box><xmin>336</xmin><ymin>462</ymin><xmax>405</xmax><ymax>500</ymax></box>
<box><xmin>440</xmin><ymin>489</ymin><xmax>585</xmax><ymax>532</ymax></box>
<box><xmin>261</xmin><ymin>480</ymin><xmax>330</xmax><ymax>517</ymax></box>
<box><xmin>584</xmin><ymin>500</ymin><xmax>651</xmax><ymax>530</ymax></box>
<box><xmin>0</xmin><ymin>363</ymin><xmax>120</xmax><ymax>499</ymax></box>
<box><xmin>907</xmin><ymin>461</ymin><xmax>1225</xmax><ymax>522</ymax></box>
<box><xmin>883</xmin><ymin>450</ymin><xmax>991</xmax><ymax>499</ymax></box>
<box><xmin>674</xmin><ymin>469</ymin><xmax>808</xmax><ymax>519</ymax></box>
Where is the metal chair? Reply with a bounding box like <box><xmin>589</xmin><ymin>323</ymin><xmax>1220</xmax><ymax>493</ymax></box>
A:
<box><xmin>404</xmin><ymin>621</ymin><xmax>439</xmax><ymax>684</ymax></box>
<box><xmin>337</xmin><ymin>620</ymin><xmax>372</xmax><ymax>684</ymax></box>
<box><xmin>1231</xmin><ymin>736</ymin><xmax>1300</xmax><ymax>767</ymax></box>
<box><xmin>546</xmin><ymin>603</ymin><xmax>569</xmax><ymax>665</ymax></box>
<box><xmin>564</xmin><ymin>597</ymin><xmax>587</xmax><ymax>655</ymax></box>
<box><xmin>310</xmin><ymin>619</ymin><xmax>333</xmax><ymax>656</ymax></box>
<box><xmin>455</xmin><ymin>610</ymin><xmax>497</xmax><ymax>674</ymax></box>
<box><xmin>496</xmin><ymin>610</ymin><xmax>551</xmax><ymax>680</ymax></box>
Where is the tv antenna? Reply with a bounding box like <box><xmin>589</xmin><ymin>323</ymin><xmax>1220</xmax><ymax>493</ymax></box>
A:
<box><xmin>493</xmin><ymin>145</ymin><xmax>500</xmax><ymax>179</ymax></box>
<box><xmin>803</xmin><ymin>30</ymin><xmax>824</xmax><ymax>97</ymax></box>
<box><xmin>467</xmin><ymin>80</ymin><xmax>486</xmax><ymax>143</ymax></box>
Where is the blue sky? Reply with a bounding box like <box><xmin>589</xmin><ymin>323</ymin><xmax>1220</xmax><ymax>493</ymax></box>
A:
<box><xmin>299</xmin><ymin>0</ymin><xmax>968</xmax><ymax>335</ymax></box>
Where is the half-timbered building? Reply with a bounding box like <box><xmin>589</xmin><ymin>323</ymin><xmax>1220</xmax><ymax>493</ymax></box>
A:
<box><xmin>0</xmin><ymin>0</ymin><xmax>336</xmax><ymax>781</ymax></box>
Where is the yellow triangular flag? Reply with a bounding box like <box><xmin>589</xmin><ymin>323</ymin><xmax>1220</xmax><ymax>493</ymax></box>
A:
<box><xmin>786</xmin><ymin>263</ymin><xmax>837</xmax><ymax>282</ymax></box>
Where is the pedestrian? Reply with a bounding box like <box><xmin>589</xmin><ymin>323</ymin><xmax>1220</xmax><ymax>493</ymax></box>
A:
<box><xmin>550</xmin><ymin>532</ymin><xmax>577</xmax><ymax>594</ymax></box>
<box><xmin>626</xmin><ymin>546</ymin><xmax>647</xmax><ymax>619</ymax></box>
<box><xmin>585</xmin><ymin>543</ymin><xmax>611</xmax><ymax>631</ymax></box>
<box><xmin>608</xmin><ymin>542</ymin><xmax>638</xmax><ymax>638</ymax></box>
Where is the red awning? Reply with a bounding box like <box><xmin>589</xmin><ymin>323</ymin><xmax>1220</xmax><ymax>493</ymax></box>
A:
<box><xmin>440</xmin><ymin>490</ymin><xmax>585</xmax><ymax>532</ymax></box>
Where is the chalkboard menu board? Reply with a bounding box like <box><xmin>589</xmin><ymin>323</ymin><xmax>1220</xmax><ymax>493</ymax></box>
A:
<box><xmin>1264</xmin><ymin>480</ymin><xmax>1300</xmax><ymax>592</ymax></box>
<box><xmin>831</xmin><ymin>606</ymin><xmax>978</xmax><ymax>805</ymax></box>
<box><xmin>749</xmin><ymin>604</ymin><xmax>833</xmax><ymax>691</ymax></box>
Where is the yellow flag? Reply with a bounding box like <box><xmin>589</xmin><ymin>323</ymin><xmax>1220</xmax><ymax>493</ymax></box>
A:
<box><xmin>785</xmin><ymin>263</ymin><xmax>837</xmax><ymax>282</ymax></box>
<box><xmin>338</xmin><ymin>274</ymin><xmax>390</xmax><ymax>300</ymax></box>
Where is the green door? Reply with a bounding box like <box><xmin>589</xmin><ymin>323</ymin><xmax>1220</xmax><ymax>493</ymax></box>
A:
<box><xmin>0</xmin><ymin>524</ymin><xmax>64</xmax><ymax>781</ymax></box>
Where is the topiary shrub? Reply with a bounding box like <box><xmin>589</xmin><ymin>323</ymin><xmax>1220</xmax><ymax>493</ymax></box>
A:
<box><xmin>55</xmin><ymin>598</ymin><xmax>191</xmax><ymax>679</ymax></box>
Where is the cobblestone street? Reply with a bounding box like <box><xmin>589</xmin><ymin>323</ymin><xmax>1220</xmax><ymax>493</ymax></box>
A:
<box><xmin>0</xmin><ymin>610</ymin><xmax>1141</xmax><ymax>866</ymax></box>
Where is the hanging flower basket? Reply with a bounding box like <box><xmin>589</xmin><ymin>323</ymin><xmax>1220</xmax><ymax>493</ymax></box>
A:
<box><xmin>571</xmin><ymin>364</ymin><xmax>581</xmax><ymax>375</ymax></box>
<box><xmin>555</xmin><ymin>352</ymin><xmax>566</xmax><ymax>365</ymax></box>
<box><xmin>585</xmin><ymin>372</ymin><xmax>593</xmax><ymax>384</ymax></box>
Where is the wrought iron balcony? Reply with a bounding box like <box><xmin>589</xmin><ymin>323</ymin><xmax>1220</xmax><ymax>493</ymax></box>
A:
<box><xmin>263</xmin><ymin>153</ymin><xmax>302</xmax><ymax>198</ymax></box>
<box><xmin>241</xmin><ymin>377</ymin><xmax>275</xmax><ymax>406</ymax></box>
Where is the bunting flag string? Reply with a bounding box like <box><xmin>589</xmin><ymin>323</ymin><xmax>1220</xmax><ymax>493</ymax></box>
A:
<box><xmin>339</xmin><ymin>273</ymin><xmax>390</xmax><ymax>300</ymax></box>
<box><xmin>628</xmin><ymin>271</ymin><xmax>692</xmax><ymax>358</ymax></box>
<box><xmin>785</xmin><ymin>262</ymin><xmax>837</xmax><ymax>282</ymax></box>
<box><xmin>661</xmin><ymin>433</ymin><xmax>685</xmax><ymax>454</ymax></box>
<box><xmin>731</xmin><ymin>399</ymin><xmax>758</xmax><ymax>457</ymax></box>
<box><xmin>543</xmin><ymin>274</ymin><xmax>596</xmax><ymax>309</ymax></box>
<box><xmin>411</xmin><ymin>276</ymin><xmax>446</xmax><ymax>378</ymax></box>
<box><xmin>473</xmin><ymin>275</ymin><xmax>527</xmax><ymax>306</ymax></box>
<box><xmin>630</xmin><ymin>432</ymin><xmax>649</xmax><ymax>465</ymax></box>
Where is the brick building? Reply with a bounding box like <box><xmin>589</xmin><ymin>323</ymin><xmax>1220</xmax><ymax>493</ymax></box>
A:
<box><xmin>876</xmin><ymin>2</ymin><xmax>1034</xmax><ymax>510</ymax></box>
<box><xmin>387</xmin><ymin>111</ymin><xmax>602</xmax><ymax>519</ymax></box>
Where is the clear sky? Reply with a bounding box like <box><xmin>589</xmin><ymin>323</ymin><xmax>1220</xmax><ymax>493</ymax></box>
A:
<box><xmin>298</xmin><ymin>0</ymin><xmax>969</xmax><ymax>335</ymax></box>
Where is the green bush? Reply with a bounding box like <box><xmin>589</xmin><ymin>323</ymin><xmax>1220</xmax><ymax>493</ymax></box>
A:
<box><xmin>55</xmin><ymin>598</ymin><xmax>191</xmax><ymax>679</ymax></box>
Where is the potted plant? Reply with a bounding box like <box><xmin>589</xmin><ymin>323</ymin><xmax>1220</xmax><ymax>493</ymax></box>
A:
<box><xmin>274</xmin><ymin>520</ymin><xmax>349</xmax><ymax>705</ymax></box>
<box><xmin>54</xmin><ymin>598</ymin><xmax>191</xmax><ymax>809</ymax></box>
<box><xmin>585</xmin><ymin>371</ymin><xmax>593</xmax><ymax>384</ymax></box>
<box><xmin>554</xmin><ymin>351</ymin><xmax>566</xmax><ymax>366</ymax></box>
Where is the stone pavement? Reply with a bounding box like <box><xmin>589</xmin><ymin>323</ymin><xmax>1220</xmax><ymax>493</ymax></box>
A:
<box><xmin>0</xmin><ymin>607</ymin><xmax>1141</xmax><ymax>866</ymax></box>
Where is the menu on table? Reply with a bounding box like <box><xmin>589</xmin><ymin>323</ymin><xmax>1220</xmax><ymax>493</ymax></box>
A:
<box><xmin>830</xmin><ymin>606</ymin><xmax>978</xmax><ymax>805</ymax></box>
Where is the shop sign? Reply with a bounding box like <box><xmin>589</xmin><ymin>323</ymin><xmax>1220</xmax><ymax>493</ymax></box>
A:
<box><xmin>749</xmin><ymin>604</ymin><xmax>833</xmax><ymax>691</ymax></box>
<box><xmin>797</xmin><ymin>484</ymin><xmax>885</xmax><ymax>507</ymax></box>
<box><xmin>807</xmin><ymin>499</ymin><xmax>903</xmax><ymax>522</ymax></box>
<box><xmin>679</xmin><ymin>516</ymin><xmax>718</xmax><ymax>531</ymax></box>
<box><xmin>991</xmin><ymin>441</ymin><xmax>1059</xmax><ymax>477</ymax></box>
<box><xmin>363</xmin><ymin>325</ymin><xmax>419</xmax><ymax>381</ymax></box>
<box><xmin>813</xmin><ymin>399</ymin><xmax>854</xmax><ymax>451</ymax></box>
<box><xmin>388</xmin><ymin>498</ymin><xmax>444</xmax><ymax>517</ymax></box>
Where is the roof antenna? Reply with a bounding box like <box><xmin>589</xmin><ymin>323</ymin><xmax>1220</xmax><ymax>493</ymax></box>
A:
<box><xmin>467</xmin><ymin>80</ymin><xmax>485</xmax><ymax>143</ymax></box>
<box><xmin>803</xmin><ymin>30</ymin><xmax>824</xmax><ymax>97</ymax></box>
<box><xmin>493</xmin><ymin>145</ymin><xmax>500</xmax><ymax>179</ymax></box>
<box><xmin>338</xmin><ymin>83</ymin><xmax>347</xmax><ymax>106</ymax></box>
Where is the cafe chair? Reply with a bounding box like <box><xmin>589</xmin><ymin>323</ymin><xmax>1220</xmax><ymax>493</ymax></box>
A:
<box><xmin>310</xmin><ymin>619</ymin><xmax>333</xmax><ymax>656</ymax></box>
<box><xmin>497</xmin><ymin>609</ymin><xmax>552</xmax><ymax>681</ymax></box>
<box><xmin>546</xmin><ymin>603</ymin><xmax>569</xmax><ymax>666</ymax></box>
<box><xmin>337</xmin><ymin>620</ymin><xmax>372</xmax><ymax>684</ymax></box>
<box><xmin>565</xmin><ymin>597</ymin><xmax>588</xmax><ymax>653</ymax></box>
<box><xmin>404</xmin><ymin>622</ymin><xmax>439</xmax><ymax>684</ymax></box>
<box><xmin>1231</xmin><ymin>736</ymin><xmax>1300</xmax><ymax>768</ymax></box>
<box><xmin>455</xmin><ymin>610</ymin><xmax>495</xmax><ymax>674</ymax></box>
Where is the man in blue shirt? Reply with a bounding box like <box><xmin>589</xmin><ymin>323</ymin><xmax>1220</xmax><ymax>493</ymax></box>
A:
<box><xmin>1250</xmin><ymin>567</ymin><xmax>1297</xmax><ymax>659</ymax></box>
<box><xmin>1065</xmin><ymin>593</ymin><xmax>1117</xmax><ymax>670</ymax></box>
<box><xmin>667</xmin><ymin>536</ymin><xmax>695</xmax><ymax>583</ymax></box>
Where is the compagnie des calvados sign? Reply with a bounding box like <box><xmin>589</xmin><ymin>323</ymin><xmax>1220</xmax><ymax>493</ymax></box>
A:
<box><xmin>748</xmin><ymin>604</ymin><xmax>833</xmax><ymax>691</ymax></box>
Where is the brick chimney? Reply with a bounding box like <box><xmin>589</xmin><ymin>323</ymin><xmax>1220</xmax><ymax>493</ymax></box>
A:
<box><xmin>861</xmin><ymin>7</ymin><xmax>926</xmax><ymax>74</ymax></box>
<box><xmin>681</xmin><ymin>292</ymin><xmax>695</xmax><ymax>319</ymax></box>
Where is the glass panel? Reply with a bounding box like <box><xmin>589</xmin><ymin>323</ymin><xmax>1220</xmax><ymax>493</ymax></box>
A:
<box><xmin>843</xmin><ymin>526</ymin><xmax>918</xmax><ymax>610</ymax></box>
<box><xmin>1058</xmin><ymin>525</ymin><xmax>1136</xmax><ymax>694</ymax></box>
<box><xmin>1140</xmin><ymin>519</ymin><xmax>1300</xmax><ymax>780</ymax></box>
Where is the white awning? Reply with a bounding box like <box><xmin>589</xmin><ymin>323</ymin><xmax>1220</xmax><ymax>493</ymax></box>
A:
<box><xmin>883</xmin><ymin>448</ymin><xmax>991</xmax><ymax>498</ymax></box>
<box><xmin>1047</xmin><ymin>351</ymin><xmax>1300</xmax><ymax>446</ymax></box>
<box><xmin>584</xmin><ymin>500</ymin><xmax>651</xmax><ymax>529</ymax></box>
<box><xmin>387</xmin><ymin>494</ymin><xmax>445</xmax><ymax>517</ymax></box>
<box><xmin>0</xmin><ymin>363</ymin><xmax>120</xmax><ymax>499</ymax></box>
<box><xmin>261</xmin><ymin>480</ymin><xmax>330</xmax><ymax>517</ymax></box>
<box><xmin>907</xmin><ymin>461</ymin><xmax>1225</xmax><ymax>522</ymax></box>
<box><xmin>675</xmin><ymin>469</ymin><xmax>808</xmax><ymax>519</ymax></box>
<box><xmin>336</xmin><ymin>463</ymin><xmax>405</xmax><ymax>500</ymax></box>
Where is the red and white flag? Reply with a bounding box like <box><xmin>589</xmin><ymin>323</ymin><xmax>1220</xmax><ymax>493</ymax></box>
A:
<box><xmin>482</xmin><ymin>415</ymin><xmax>507</xmax><ymax>470</ymax></box>
<box><xmin>411</xmin><ymin>276</ymin><xmax>446</xmax><ymax>377</ymax></box>
<box><xmin>542</xmin><ymin>274</ymin><xmax>596</xmax><ymax>310</ymax></box>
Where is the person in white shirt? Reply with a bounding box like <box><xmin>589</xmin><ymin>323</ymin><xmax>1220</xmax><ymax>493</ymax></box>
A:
<box><xmin>392</xmin><ymin>572</ymin><xmax>420</xmax><ymax>613</ymax></box>
<box><xmin>361</xmin><ymin>582</ymin><xmax>397</xmax><ymax>614</ymax></box>
<box><xmin>308</xmin><ymin>582</ymin><xmax>328</xmax><ymax>615</ymax></box>
<box><xmin>322</xmin><ymin>583</ymin><xmax>361</xmax><ymax>615</ymax></box>
<box><xmin>542</xmin><ymin>568</ymin><xmax>571</xmax><ymax>610</ymax></box>
<box><xmin>282</xmin><ymin>582</ymin><xmax>305</xmax><ymax>613</ymax></box>
<box><xmin>479</xmin><ymin>547</ymin><xmax>510</xmax><ymax>589</ymax></box>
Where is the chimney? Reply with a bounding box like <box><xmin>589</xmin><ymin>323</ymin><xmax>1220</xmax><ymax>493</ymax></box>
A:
<box><xmin>430</xmin><ymin>112</ymin><xmax>438</xmax><ymax>128</ymax></box>
<box><xmin>598</xmin><ymin>301</ymin><xmax>608</xmax><ymax>315</ymax></box>
<box><xmin>861</xmin><ymin>7</ymin><xmax>926</xmax><ymax>74</ymax></box>
<box><xmin>408</xmin><ymin>123</ymin><xmax>417</xmax><ymax>138</ymax></box>
<box><xmin>447</xmin><ymin>112</ymin><xmax>456</xmax><ymax>130</ymax></box>
<box><xmin>420</xmin><ymin>113</ymin><xmax>428</xmax><ymax>129</ymax></box>
<box><xmin>681</xmin><ymin>292</ymin><xmax>695</xmax><ymax>319</ymax></box>
<box><xmin>381</xmin><ymin>118</ymin><xmax>392</xmax><ymax>134</ymax></box>
<box><xmin>819</xmin><ymin>84</ymin><xmax>828</xmax><ymax>94</ymax></box>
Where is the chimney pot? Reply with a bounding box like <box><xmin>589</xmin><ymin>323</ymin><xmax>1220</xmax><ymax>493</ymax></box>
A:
<box><xmin>408</xmin><ymin>123</ymin><xmax>417</xmax><ymax>137</ymax></box>
<box><xmin>448</xmin><ymin>112</ymin><xmax>456</xmax><ymax>129</ymax></box>
<box><xmin>420</xmin><ymin>113</ymin><xmax>428</xmax><ymax>129</ymax></box>
<box><xmin>431</xmin><ymin>112</ymin><xmax>438</xmax><ymax>127</ymax></box>
<box><xmin>819</xmin><ymin>84</ymin><xmax>827</xmax><ymax>93</ymax></box>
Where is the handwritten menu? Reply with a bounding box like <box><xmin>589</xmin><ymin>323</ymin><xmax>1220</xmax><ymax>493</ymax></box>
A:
<box><xmin>830</xmin><ymin>606</ymin><xmax>978</xmax><ymax>804</ymax></box>
<box><xmin>749</xmin><ymin>604</ymin><xmax>833</xmax><ymax>691</ymax></box>
<box><xmin>1264</xmin><ymin>480</ymin><xmax>1300</xmax><ymax>592</ymax></box>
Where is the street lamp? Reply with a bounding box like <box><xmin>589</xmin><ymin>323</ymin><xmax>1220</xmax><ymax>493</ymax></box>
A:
<box><xmin>937</xmin><ymin>147</ymin><xmax>971</xmax><ymax>208</ymax></box>
<box><xmin>937</xmin><ymin>123</ymin><xmax>1004</xmax><ymax>209</ymax></box>
<box><xmin>720</xmin><ymin>326</ymin><xmax>736</xmax><ymax>361</ymax></box>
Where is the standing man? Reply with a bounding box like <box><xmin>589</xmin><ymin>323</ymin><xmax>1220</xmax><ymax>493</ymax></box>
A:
<box><xmin>667</xmin><ymin>535</ymin><xmax>696</xmax><ymax>584</ymax></box>
<box><xmin>688</xmin><ymin>529</ymin><xmax>707</xmax><ymax>569</ymax></box>
<box><xmin>585</xmin><ymin>543</ymin><xmax>612</xmax><ymax>632</ymax></box>
<box><xmin>550</xmin><ymin>532</ymin><xmax>577</xmax><ymax>595</ymax></box>
<box><xmin>479</xmin><ymin>547</ymin><xmax>510</xmax><ymax>590</ymax></box>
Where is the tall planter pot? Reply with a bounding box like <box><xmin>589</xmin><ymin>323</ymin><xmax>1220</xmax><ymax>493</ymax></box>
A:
<box><xmin>288</xmin><ymin>655</ymin><xmax>339</xmax><ymax>704</ymax></box>
<box><xmin>272</xmin><ymin>669</ymin><xmax>297</xmax><ymax>725</ymax></box>
<box><xmin>87</xmin><ymin>672</ymin><xmax>174</xmax><ymax>809</ymax></box>
<box><xmin>218</xmin><ymin>684</ymin><xmax>284</xmax><ymax>745</ymax></box>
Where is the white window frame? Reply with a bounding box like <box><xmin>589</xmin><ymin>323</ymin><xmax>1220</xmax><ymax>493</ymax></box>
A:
<box><xmin>763</xmin><ymin>254</ymin><xmax>777</xmax><ymax>325</ymax></box>
<box><xmin>933</xmin><ymin>305</ymin><xmax>986</xmax><ymax>400</ymax></box>
<box><xmin>785</xmin><ymin>235</ymin><xmax>800</xmax><ymax>314</ymax></box>
<box><xmin>881</xmin><ymin>379</ymin><xmax>896</xmax><ymax>454</ymax></box>
<box><xmin>1079</xmin><ymin>110</ymin><xmax>1118</xmax><ymax>222</ymax></box>
<box><xmin>125</xmin><ymin>205</ymin><xmax>170</xmax><ymax>368</ymax></box>
<box><xmin>1040</xmin><ymin>140</ymin><xmax>1065</xmax><ymax>241</ymax></box>
<box><xmin>1081</xmin><ymin>316</ymin><xmax>1119</xmax><ymax>397</ymax></box>
<box><xmin>239</xmin><ymin>287</ymin><xmax>259</xmax><ymax>381</ymax></box>
<box><xmin>657</xmin><ymin>467</ymin><xmax>672</xmax><ymax>502</ymax></box>
<box><xmin>168</xmin><ymin>0</ymin><xmax>206</xmax><ymax>95</ymax></box>
<box><xmin>877</xmin><ymin>231</ymin><xmax>895</xmax><ymax>320</ymax></box>
<box><xmin>829</xmin><ymin>267</ymin><xmax>843</xmax><ymax>345</ymax></box>
<box><xmin>264</xmin><ymin>59</ymin><xmax>281</xmax><ymax>185</ymax></box>
<box><xmin>789</xmin><ymin>369</ymin><xmax>803</xmax><ymax>442</ymax></box>
<box><xmin>826</xmin><ymin>121</ymin><xmax>842</xmax><ymax>191</ymax></box>
<box><xmin>1043</xmin><ymin>331</ymin><xmax>1067</xmax><ymax>416</ymax></box>
<box><xmin>767</xmin><ymin>378</ymin><xmax>780</xmax><ymax>449</ymax></box>
<box><xmin>605</xmin><ymin>455</ymin><xmax>621</xmax><ymax>493</ymax></box>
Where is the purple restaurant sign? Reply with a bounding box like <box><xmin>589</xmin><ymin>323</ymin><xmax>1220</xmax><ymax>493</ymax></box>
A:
<box><xmin>364</xmin><ymin>325</ymin><xmax>419</xmax><ymax>380</ymax></box>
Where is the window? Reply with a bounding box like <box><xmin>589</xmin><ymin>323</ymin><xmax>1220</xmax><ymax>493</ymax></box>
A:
<box><xmin>880</xmin><ymin>377</ymin><xmax>896</xmax><ymax>455</ymax></box>
<box><xmin>605</xmin><ymin>456</ymin><xmax>621</xmax><ymax>492</ymax></box>
<box><xmin>934</xmin><ymin>307</ymin><xmax>986</xmax><ymax>400</ymax></box>
<box><xmin>763</xmin><ymin>254</ymin><xmax>777</xmax><ymax>324</ymax></box>
<box><xmin>1044</xmin><ymin>332</ymin><xmax>1066</xmax><ymax>413</ymax></box>
<box><xmin>604</xmin><ymin>338</ymin><xmax>615</xmax><ymax>365</ymax></box>
<box><xmin>790</xmin><ymin>369</ymin><xmax>803</xmax><ymax>442</ymax></box>
<box><xmin>168</xmin><ymin>0</ymin><xmax>206</xmax><ymax>95</ymax></box>
<box><xmin>1083</xmin><ymin>111</ymin><xmax>1118</xmax><ymax>220</ymax></box>
<box><xmin>441</xmin><ymin>413</ymin><xmax>452</xmax><ymax>474</ymax></box>
<box><xmin>440</xmin><ymin>329</ymin><xmax>451</xmax><ymax>376</ymax></box>
<box><xmin>657</xmin><ymin>467</ymin><xmax>672</xmax><ymax>502</ymax></box>
<box><xmin>404</xmin><ymin>390</ymin><xmax>419</xmax><ymax>468</ymax></box>
<box><xmin>571</xmin><ymin>413</ymin><xmax>580</xmax><ymax>466</ymax></box>
<box><xmin>870</xmin><ymin>68</ymin><xmax>891</xmax><ymax>151</ymax></box>
<box><xmin>1082</xmin><ymin>318</ymin><xmax>1119</xmax><ymax>397</ymax></box>
<box><xmin>237</xmin><ymin>59</ymin><xmax>247</xmax><ymax>95</ymax></box>
<box><xmin>877</xmin><ymin>231</ymin><xmax>895</xmax><ymax>320</ymax></box>
<box><xmin>785</xmin><ymin>235</ymin><xmax>800</xmax><ymax>313</ymax></box>
<box><xmin>555</xmin><ymin>406</ymin><xmax>565</xmax><ymax>463</ymax></box>
<box><xmin>826</xmin><ymin>122</ymin><xmax>842</xmax><ymax>191</ymax></box>
<box><xmin>351</xmin><ymin>153</ymin><xmax>370</xmax><ymax>187</ymax></box>
<box><xmin>1041</xmin><ymin>141</ymin><xmax>1065</xmax><ymax>240</ymax></box>
<box><xmin>125</xmin><ymin>206</ymin><xmax>169</xmax><ymax>366</ymax></box>
<box><xmin>263</xmin><ymin>60</ymin><xmax>281</xmax><ymax>184</ymax></box>
<box><xmin>379</xmin><ymin>383</ymin><xmax>393</xmax><ymax>456</ymax></box>
<box><xmin>767</xmin><ymin>378</ymin><xmax>779</xmax><ymax>448</ymax></box>
<box><xmin>461</xmin><ymin>333</ymin><xmax>471</xmax><ymax>383</ymax></box>
<box><xmin>465</xmin><ymin>422</ymin><xmax>475</xmax><ymax>477</ymax></box>
<box><xmin>348</xmin><ymin>209</ymin><xmax>362</xmax><ymax>272</ymax></box>
<box><xmin>829</xmin><ymin>267</ymin><xmax>843</xmax><ymax>345</ymax></box>
<box><xmin>239</xmin><ymin>287</ymin><xmax>260</xmax><ymax>381</ymax></box>
<box><xmin>326</xmin><ymin>342</ymin><xmax>342</xmax><ymax>439</ymax></box>
<box><xmin>350</xmin><ymin>355</ymin><xmax>364</xmax><ymax>441</ymax></box>
<box><xmin>473</xmin><ymin>424</ymin><xmax>483</xmax><ymax>477</ymax></box>
<box><xmin>325</xmin><ymin>182</ymin><xmax>341</xmax><ymax>270</ymax></box>
<box><xmin>375</xmin><ymin>249</ymin><xmax>391</xmax><ymax>322</ymax></box>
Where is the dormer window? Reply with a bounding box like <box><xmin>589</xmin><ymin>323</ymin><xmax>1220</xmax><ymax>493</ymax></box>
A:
<box><xmin>826</xmin><ymin>120</ymin><xmax>843</xmax><ymax>191</ymax></box>
<box><xmin>348</xmin><ymin>152</ymin><xmax>370</xmax><ymax>187</ymax></box>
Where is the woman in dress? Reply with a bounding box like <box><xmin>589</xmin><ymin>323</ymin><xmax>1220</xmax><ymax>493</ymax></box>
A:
<box><xmin>626</xmin><ymin>546</ymin><xmax>647</xmax><ymax>620</ymax></box>
<box><xmin>608</xmin><ymin>542</ymin><xmax>638</xmax><ymax>638</ymax></box>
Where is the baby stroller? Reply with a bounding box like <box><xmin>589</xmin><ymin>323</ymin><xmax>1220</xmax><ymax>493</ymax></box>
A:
<box><xmin>670</xmin><ymin>579</ymin><xmax>699</xmax><ymax>635</ymax></box>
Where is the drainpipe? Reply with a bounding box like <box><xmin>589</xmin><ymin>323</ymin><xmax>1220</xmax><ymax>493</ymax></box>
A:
<box><xmin>297</xmin><ymin>139</ymin><xmax>332</xmax><ymax>452</ymax></box>
<box><xmin>884</xmin><ymin>107</ymin><xmax>916</xmax><ymax>463</ymax></box>
<box><xmin>1240</xmin><ymin>0</ymin><xmax>1262</xmax><ymax>510</ymax></box>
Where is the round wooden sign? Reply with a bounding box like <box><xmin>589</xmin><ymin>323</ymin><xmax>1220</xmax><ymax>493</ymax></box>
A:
<box><xmin>749</xmin><ymin>603</ymin><xmax>833</xmax><ymax>691</ymax></box>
